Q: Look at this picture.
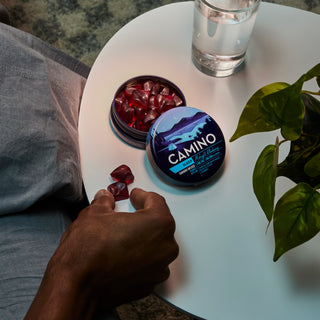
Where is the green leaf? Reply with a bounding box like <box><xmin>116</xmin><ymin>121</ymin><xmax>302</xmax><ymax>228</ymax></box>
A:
<box><xmin>305</xmin><ymin>63</ymin><xmax>320</xmax><ymax>81</ymax></box>
<box><xmin>273</xmin><ymin>183</ymin><xmax>320</xmax><ymax>261</ymax></box>
<box><xmin>277</xmin><ymin>133</ymin><xmax>320</xmax><ymax>187</ymax></box>
<box><xmin>304</xmin><ymin>152</ymin><xmax>320</xmax><ymax>177</ymax></box>
<box><xmin>259</xmin><ymin>75</ymin><xmax>306</xmax><ymax>141</ymax></box>
<box><xmin>253</xmin><ymin>140</ymin><xmax>279</xmax><ymax>221</ymax></box>
<box><xmin>229</xmin><ymin>82</ymin><xmax>289</xmax><ymax>142</ymax></box>
<box><xmin>301</xmin><ymin>93</ymin><xmax>320</xmax><ymax>136</ymax></box>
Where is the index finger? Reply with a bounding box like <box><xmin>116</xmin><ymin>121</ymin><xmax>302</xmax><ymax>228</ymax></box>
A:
<box><xmin>90</xmin><ymin>189</ymin><xmax>116</xmax><ymax>212</ymax></box>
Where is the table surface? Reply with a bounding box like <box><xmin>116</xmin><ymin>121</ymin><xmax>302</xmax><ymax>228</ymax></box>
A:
<box><xmin>78</xmin><ymin>2</ymin><xmax>320</xmax><ymax>319</ymax></box>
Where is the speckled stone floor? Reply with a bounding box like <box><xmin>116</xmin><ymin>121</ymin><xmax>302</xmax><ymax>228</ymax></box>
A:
<box><xmin>1</xmin><ymin>0</ymin><xmax>319</xmax><ymax>67</ymax></box>
<box><xmin>1</xmin><ymin>1</ymin><xmax>318</xmax><ymax>319</ymax></box>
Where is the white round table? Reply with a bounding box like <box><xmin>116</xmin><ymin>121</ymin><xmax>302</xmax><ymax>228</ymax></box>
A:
<box><xmin>79</xmin><ymin>2</ymin><xmax>320</xmax><ymax>319</ymax></box>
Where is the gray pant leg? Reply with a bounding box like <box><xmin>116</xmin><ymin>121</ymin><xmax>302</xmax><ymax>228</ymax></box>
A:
<box><xmin>0</xmin><ymin>202</ymin><xmax>120</xmax><ymax>320</ymax></box>
<box><xmin>0</xmin><ymin>201</ymin><xmax>71</xmax><ymax>320</ymax></box>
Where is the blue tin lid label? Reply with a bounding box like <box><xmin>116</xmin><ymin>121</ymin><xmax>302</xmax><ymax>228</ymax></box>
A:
<box><xmin>146</xmin><ymin>107</ymin><xmax>226</xmax><ymax>186</ymax></box>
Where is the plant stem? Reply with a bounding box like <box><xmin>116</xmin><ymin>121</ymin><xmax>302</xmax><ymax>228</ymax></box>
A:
<box><xmin>278</xmin><ymin>139</ymin><xmax>288</xmax><ymax>147</ymax></box>
<box><xmin>302</xmin><ymin>90</ymin><xmax>320</xmax><ymax>96</ymax></box>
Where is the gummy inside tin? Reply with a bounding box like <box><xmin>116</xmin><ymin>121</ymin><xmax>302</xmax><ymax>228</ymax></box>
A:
<box><xmin>114</xmin><ymin>78</ymin><xmax>185</xmax><ymax>133</ymax></box>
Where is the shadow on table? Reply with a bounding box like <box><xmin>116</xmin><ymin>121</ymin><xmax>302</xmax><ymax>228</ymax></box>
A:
<box><xmin>283</xmin><ymin>236</ymin><xmax>320</xmax><ymax>292</ymax></box>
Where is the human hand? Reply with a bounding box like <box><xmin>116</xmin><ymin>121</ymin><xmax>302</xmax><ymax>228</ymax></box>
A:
<box><xmin>53</xmin><ymin>187</ymin><xmax>179</xmax><ymax>307</ymax></box>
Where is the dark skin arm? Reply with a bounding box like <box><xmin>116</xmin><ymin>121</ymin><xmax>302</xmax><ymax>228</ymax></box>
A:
<box><xmin>24</xmin><ymin>188</ymin><xmax>179</xmax><ymax>320</ymax></box>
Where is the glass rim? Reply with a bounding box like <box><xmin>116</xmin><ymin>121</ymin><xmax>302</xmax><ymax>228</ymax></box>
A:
<box><xmin>198</xmin><ymin>0</ymin><xmax>261</xmax><ymax>13</ymax></box>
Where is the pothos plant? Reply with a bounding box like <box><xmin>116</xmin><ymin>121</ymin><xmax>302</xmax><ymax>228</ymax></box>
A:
<box><xmin>230</xmin><ymin>63</ymin><xmax>320</xmax><ymax>261</ymax></box>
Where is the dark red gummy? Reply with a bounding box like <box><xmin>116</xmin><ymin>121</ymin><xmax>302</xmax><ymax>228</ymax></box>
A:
<box><xmin>143</xmin><ymin>80</ymin><xmax>154</xmax><ymax>91</ymax></box>
<box><xmin>132</xmin><ymin>119</ymin><xmax>148</xmax><ymax>131</ymax></box>
<box><xmin>121</xmin><ymin>104</ymin><xmax>135</xmax><ymax>124</ymax></box>
<box><xmin>110</xmin><ymin>164</ymin><xmax>134</xmax><ymax>184</ymax></box>
<box><xmin>131</xmin><ymin>89</ymin><xmax>150</xmax><ymax>108</ymax></box>
<box><xmin>107</xmin><ymin>182</ymin><xmax>129</xmax><ymax>201</ymax></box>
<box><xmin>151</xmin><ymin>82</ymin><xmax>160</xmax><ymax>95</ymax></box>
<box><xmin>108</xmin><ymin>165</ymin><xmax>134</xmax><ymax>201</ymax></box>
<box><xmin>144</xmin><ymin>109</ymin><xmax>159</xmax><ymax>126</ymax></box>
<box><xmin>134</xmin><ymin>106</ymin><xmax>146</xmax><ymax>121</ymax></box>
<box><xmin>114</xmin><ymin>79</ymin><xmax>184</xmax><ymax>132</ymax></box>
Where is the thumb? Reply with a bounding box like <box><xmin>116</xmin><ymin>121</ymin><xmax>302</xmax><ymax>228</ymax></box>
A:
<box><xmin>130</xmin><ymin>188</ymin><xmax>170</xmax><ymax>215</ymax></box>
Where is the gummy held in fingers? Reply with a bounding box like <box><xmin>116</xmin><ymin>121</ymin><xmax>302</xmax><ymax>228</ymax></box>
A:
<box><xmin>107</xmin><ymin>182</ymin><xmax>129</xmax><ymax>201</ymax></box>
<box><xmin>107</xmin><ymin>165</ymin><xmax>134</xmax><ymax>201</ymax></box>
<box><xmin>110</xmin><ymin>165</ymin><xmax>134</xmax><ymax>184</ymax></box>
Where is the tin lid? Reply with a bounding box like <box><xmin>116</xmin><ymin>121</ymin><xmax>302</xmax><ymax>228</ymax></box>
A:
<box><xmin>146</xmin><ymin>106</ymin><xmax>226</xmax><ymax>186</ymax></box>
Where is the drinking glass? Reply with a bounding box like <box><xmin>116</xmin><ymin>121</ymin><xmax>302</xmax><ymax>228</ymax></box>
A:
<box><xmin>192</xmin><ymin>0</ymin><xmax>261</xmax><ymax>77</ymax></box>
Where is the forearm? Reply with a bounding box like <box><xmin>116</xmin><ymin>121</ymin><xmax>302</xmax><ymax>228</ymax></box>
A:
<box><xmin>24</xmin><ymin>255</ymin><xmax>96</xmax><ymax>320</ymax></box>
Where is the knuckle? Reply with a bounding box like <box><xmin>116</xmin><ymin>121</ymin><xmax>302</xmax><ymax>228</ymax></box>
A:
<box><xmin>168</xmin><ymin>240</ymin><xmax>179</xmax><ymax>262</ymax></box>
<box><xmin>153</xmin><ymin>267</ymin><xmax>171</xmax><ymax>285</ymax></box>
<box><xmin>160</xmin><ymin>214</ymin><xmax>176</xmax><ymax>233</ymax></box>
<box><xmin>92</xmin><ymin>195</ymin><xmax>113</xmax><ymax>208</ymax></box>
<box><xmin>148</xmin><ymin>191</ymin><xmax>167</xmax><ymax>206</ymax></box>
<box><xmin>159</xmin><ymin>267</ymin><xmax>171</xmax><ymax>282</ymax></box>
<box><xmin>155</xmin><ymin>193</ymin><xmax>166</xmax><ymax>203</ymax></box>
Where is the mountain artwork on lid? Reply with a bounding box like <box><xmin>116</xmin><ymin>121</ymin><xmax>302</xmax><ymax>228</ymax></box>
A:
<box><xmin>146</xmin><ymin>106</ymin><xmax>226</xmax><ymax>186</ymax></box>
